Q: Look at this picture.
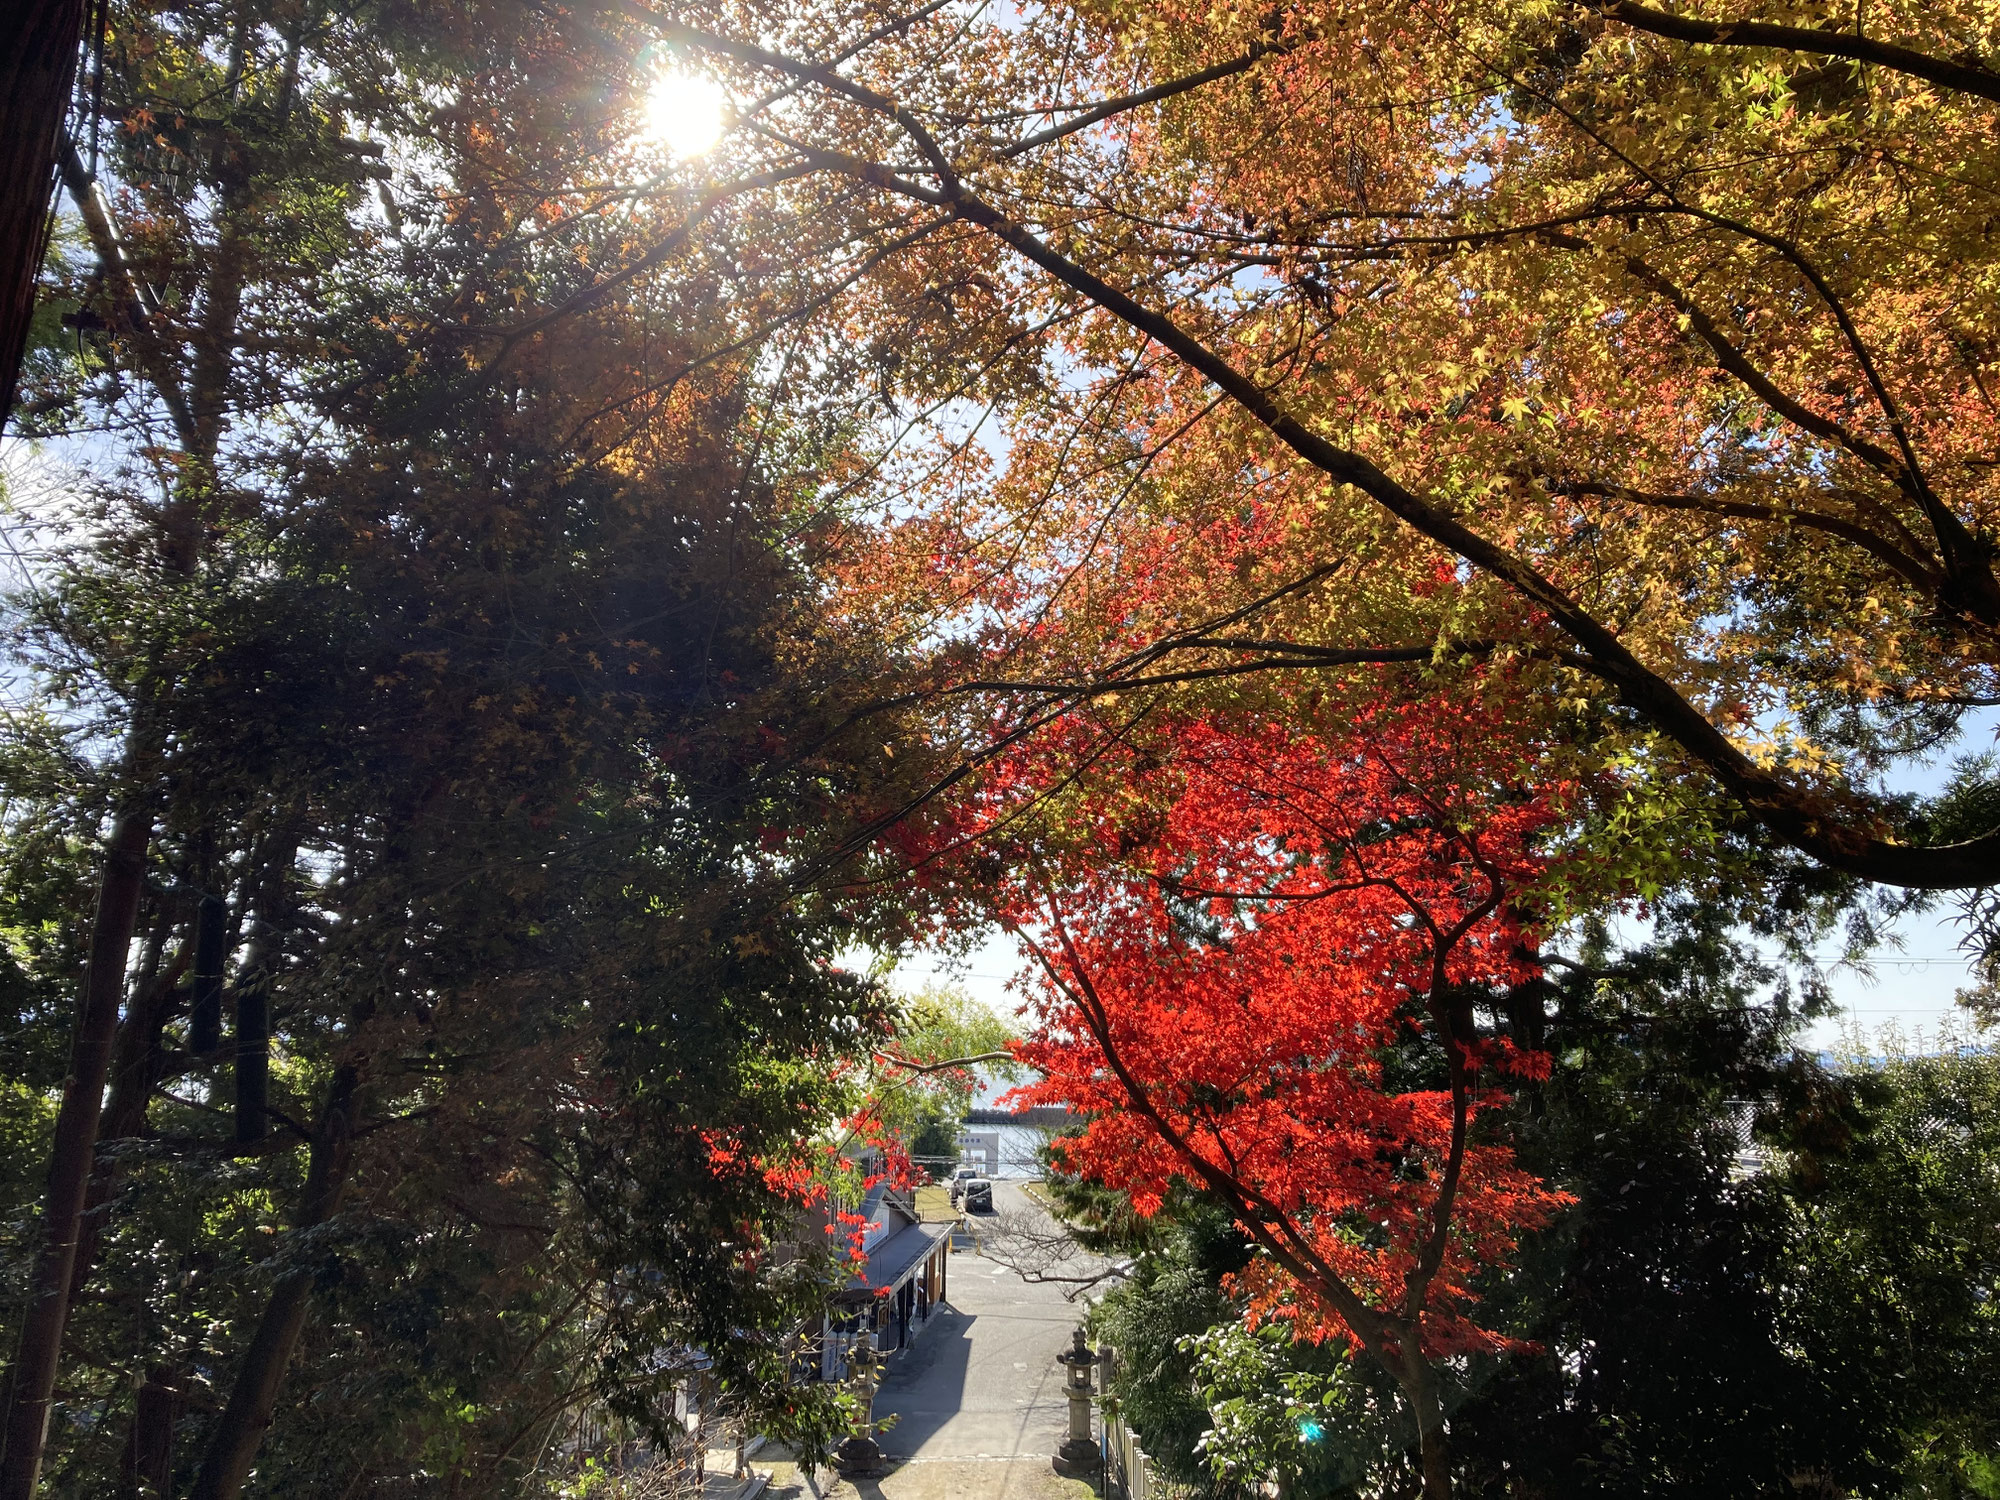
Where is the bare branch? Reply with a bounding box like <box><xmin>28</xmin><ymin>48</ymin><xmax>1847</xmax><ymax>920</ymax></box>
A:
<box><xmin>1000</xmin><ymin>44</ymin><xmax>1286</xmax><ymax>158</ymax></box>
<box><xmin>874</xmin><ymin>1049</ymin><xmax>1017</xmax><ymax>1073</ymax></box>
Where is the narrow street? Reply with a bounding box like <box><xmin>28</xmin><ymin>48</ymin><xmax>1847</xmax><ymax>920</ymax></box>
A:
<box><xmin>764</xmin><ymin>1182</ymin><xmax>1099</xmax><ymax>1500</ymax></box>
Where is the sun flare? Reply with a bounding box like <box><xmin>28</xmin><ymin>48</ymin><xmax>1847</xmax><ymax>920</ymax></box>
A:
<box><xmin>641</xmin><ymin>73</ymin><xmax>728</xmax><ymax>159</ymax></box>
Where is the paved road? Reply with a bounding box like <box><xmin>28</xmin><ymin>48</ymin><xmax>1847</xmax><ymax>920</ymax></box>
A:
<box><xmin>767</xmin><ymin>1181</ymin><xmax>1097</xmax><ymax>1500</ymax></box>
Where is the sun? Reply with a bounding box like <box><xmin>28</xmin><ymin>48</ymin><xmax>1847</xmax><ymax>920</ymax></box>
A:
<box><xmin>641</xmin><ymin>72</ymin><xmax>728</xmax><ymax>159</ymax></box>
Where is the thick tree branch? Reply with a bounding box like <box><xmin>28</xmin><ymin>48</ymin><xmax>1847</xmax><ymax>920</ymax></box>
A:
<box><xmin>1597</xmin><ymin>0</ymin><xmax>2000</xmax><ymax>105</ymax></box>
<box><xmin>1559</xmin><ymin>481</ymin><xmax>1945</xmax><ymax>594</ymax></box>
<box><xmin>943</xmin><ymin>645</ymin><xmax>1471</xmax><ymax>697</ymax></box>
<box><xmin>0</xmin><ymin>0</ymin><xmax>87</xmax><ymax>432</ymax></box>
<box><xmin>55</xmin><ymin>138</ymin><xmax>197</xmax><ymax>446</ymax></box>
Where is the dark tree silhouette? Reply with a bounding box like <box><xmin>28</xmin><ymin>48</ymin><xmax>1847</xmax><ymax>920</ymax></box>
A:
<box><xmin>0</xmin><ymin>0</ymin><xmax>87</xmax><ymax>429</ymax></box>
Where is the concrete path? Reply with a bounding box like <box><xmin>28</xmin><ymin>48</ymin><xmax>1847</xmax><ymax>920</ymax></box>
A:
<box><xmin>763</xmin><ymin>1182</ymin><xmax>1098</xmax><ymax>1500</ymax></box>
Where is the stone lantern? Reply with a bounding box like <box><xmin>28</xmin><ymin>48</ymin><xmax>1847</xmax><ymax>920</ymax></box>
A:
<box><xmin>1052</xmin><ymin>1326</ymin><xmax>1103</xmax><ymax>1477</ymax></box>
<box><xmin>831</xmin><ymin>1336</ymin><xmax>886</xmax><ymax>1475</ymax></box>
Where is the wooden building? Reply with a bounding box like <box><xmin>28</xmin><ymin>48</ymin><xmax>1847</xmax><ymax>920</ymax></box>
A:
<box><xmin>817</xmin><ymin>1182</ymin><xmax>953</xmax><ymax>1381</ymax></box>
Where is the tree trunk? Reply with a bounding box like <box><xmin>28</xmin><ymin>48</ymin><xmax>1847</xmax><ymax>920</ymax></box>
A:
<box><xmin>233</xmin><ymin>968</ymin><xmax>270</xmax><ymax>1144</ymax></box>
<box><xmin>190</xmin><ymin>840</ymin><xmax>229</xmax><ymax>1048</ymax></box>
<box><xmin>1398</xmin><ymin>1352</ymin><xmax>1453</xmax><ymax>1500</ymax></box>
<box><xmin>0</xmin><ymin>806</ymin><xmax>152</xmax><ymax>1500</ymax></box>
<box><xmin>190</xmin><ymin>1065</ymin><xmax>359</xmax><ymax>1500</ymax></box>
<box><xmin>191</xmin><ymin>883</ymin><xmax>227</xmax><ymax>1054</ymax></box>
<box><xmin>229</xmin><ymin>845</ymin><xmax>293</xmax><ymax>1145</ymax></box>
<box><xmin>1416</xmin><ymin>1413</ymin><xmax>1451</xmax><ymax>1500</ymax></box>
<box><xmin>69</xmin><ymin>951</ymin><xmax>186</xmax><ymax>1302</ymax></box>
<box><xmin>0</xmin><ymin>0</ymin><xmax>88</xmax><ymax>431</ymax></box>
<box><xmin>120</xmin><ymin>1370</ymin><xmax>176</xmax><ymax>1499</ymax></box>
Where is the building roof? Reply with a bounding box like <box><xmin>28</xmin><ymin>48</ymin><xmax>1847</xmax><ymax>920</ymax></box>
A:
<box><xmin>849</xmin><ymin>1182</ymin><xmax>923</xmax><ymax>1253</ymax></box>
<box><xmin>843</xmin><ymin>1221</ymin><xmax>952</xmax><ymax>1298</ymax></box>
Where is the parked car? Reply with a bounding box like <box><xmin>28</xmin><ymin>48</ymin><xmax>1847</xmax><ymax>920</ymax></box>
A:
<box><xmin>948</xmin><ymin>1166</ymin><xmax>980</xmax><ymax>1205</ymax></box>
<box><xmin>961</xmin><ymin>1178</ymin><xmax>993</xmax><ymax>1213</ymax></box>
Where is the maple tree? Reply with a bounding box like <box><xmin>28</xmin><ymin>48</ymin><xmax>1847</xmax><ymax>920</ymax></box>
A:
<box><xmin>1075</xmin><ymin>886</ymin><xmax>1993</xmax><ymax>1498</ymax></box>
<box><xmin>509</xmin><ymin>0</ymin><xmax>2000</xmax><ymax>902</ymax></box>
<box><xmin>928</xmin><ymin>701</ymin><xmax>1574</xmax><ymax>1497</ymax></box>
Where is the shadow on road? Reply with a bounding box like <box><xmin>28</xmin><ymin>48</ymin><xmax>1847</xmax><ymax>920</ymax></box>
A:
<box><xmin>874</xmin><ymin>1302</ymin><xmax>976</xmax><ymax>1457</ymax></box>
